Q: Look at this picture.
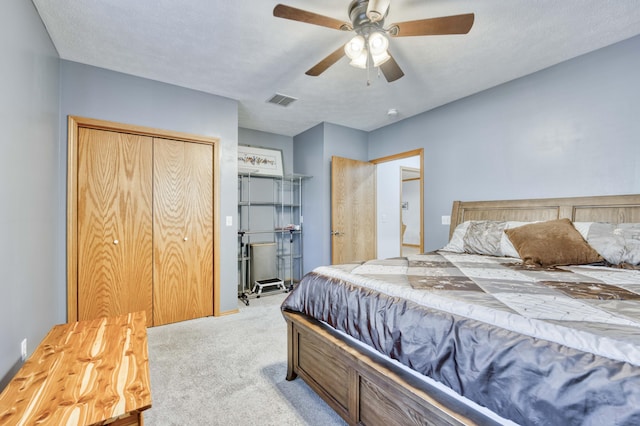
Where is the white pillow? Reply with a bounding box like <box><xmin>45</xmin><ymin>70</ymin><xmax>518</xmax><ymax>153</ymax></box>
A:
<box><xmin>576</xmin><ymin>222</ymin><xmax>640</xmax><ymax>265</ymax></box>
<box><xmin>442</xmin><ymin>221</ymin><xmax>470</xmax><ymax>253</ymax></box>
<box><xmin>572</xmin><ymin>222</ymin><xmax>593</xmax><ymax>240</ymax></box>
<box><xmin>442</xmin><ymin>220</ymin><xmax>531</xmax><ymax>258</ymax></box>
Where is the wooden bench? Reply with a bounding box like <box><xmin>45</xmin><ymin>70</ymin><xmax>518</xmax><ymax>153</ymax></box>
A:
<box><xmin>0</xmin><ymin>311</ymin><xmax>152</xmax><ymax>425</ymax></box>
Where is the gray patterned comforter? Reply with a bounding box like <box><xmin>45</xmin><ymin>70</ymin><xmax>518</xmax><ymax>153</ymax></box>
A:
<box><xmin>282</xmin><ymin>251</ymin><xmax>640</xmax><ymax>426</ymax></box>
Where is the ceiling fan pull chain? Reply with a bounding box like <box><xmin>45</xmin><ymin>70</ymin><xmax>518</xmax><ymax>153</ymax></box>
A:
<box><xmin>366</xmin><ymin>51</ymin><xmax>372</xmax><ymax>86</ymax></box>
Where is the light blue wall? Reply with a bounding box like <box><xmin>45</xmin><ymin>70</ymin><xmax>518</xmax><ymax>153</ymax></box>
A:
<box><xmin>369</xmin><ymin>34</ymin><xmax>640</xmax><ymax>251</ymax></box>
<box><xmin>0</xmin><ymin>0</ymin><xmax>60</xmax><ymax>389</ymax></box>
<box><xmin>325</xmin><ymin>122</ymin><xmax>369</xmax><ymax>160</ymax></box>
<box><xmin>59</xmin><ymin>60</ymin><xmax>240</xmax><ymax>314</ymax></box>
<box><xmin>293</xmin><ymin>124</ymin><xmax>326</xmax><ymax>271</ymax></box>
<box><xmin>293</xmin><ymin>123</ymin><xmax>368</xmax><ymax>271</ymax></box>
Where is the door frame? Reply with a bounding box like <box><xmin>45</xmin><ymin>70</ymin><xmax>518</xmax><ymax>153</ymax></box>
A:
<box><xmin>400</xmin><ymin>167</ymin><xmax>421</xmax><ymax>255</ymax></box>
<box><xmin>370</xmin><ymin>148</ymin><xmax>424</xmax><ymax>254</ymax></box>
<box><xmin>67</xmin><ymin>116</ymin><xmax>221</xmax><ymax>322</ymax></box>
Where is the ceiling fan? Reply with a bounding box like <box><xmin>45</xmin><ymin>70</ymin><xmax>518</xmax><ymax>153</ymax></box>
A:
<box><xmin>273</xmin><ymin>0</ymin><xmax>474</xmax><ymax>83</ymax></box>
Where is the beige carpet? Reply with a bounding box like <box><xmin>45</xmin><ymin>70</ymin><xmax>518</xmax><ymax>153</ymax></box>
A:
<box><xmin>144</xmin><ymin>291</ymin><xmax>347</xmax><ymax>425</ymax></box>
<box><xmin>402</xmin><ymin>245</ymin><xmax>421</xmax><ymax>256</ymax></box>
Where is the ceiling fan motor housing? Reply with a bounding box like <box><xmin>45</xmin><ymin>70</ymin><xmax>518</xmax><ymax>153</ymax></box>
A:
<box><xmin>349</xmin><ymin>0</ymin><xmax>386</xmax><ymax>34</ymax></box>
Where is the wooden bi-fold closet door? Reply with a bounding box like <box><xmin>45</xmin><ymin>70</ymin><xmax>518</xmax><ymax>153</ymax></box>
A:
<box><xmin>77</xmin><ymin>128</ymin><xmax>154</xmax><ymax>326</ymax></box>
<box><xmin>71</xmin><ymin>117</ymin><xmax>217</xmax><ymax>327</ymax></box>
<box><xmin>153</xmin><ymin>138</ymin><xmax>213</xmax><ymax>325</ymax></box>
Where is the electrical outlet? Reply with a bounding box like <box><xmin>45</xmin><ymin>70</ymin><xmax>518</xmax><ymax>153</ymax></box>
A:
<box><xmin>21</xmin><ymin>338</ymin><xmax>27</xmax><ymax>361</ymax></box>
<box><xmin>441</xmin><ymin>215</ymin><xmax>451</xmax><ymax>225</ymax></box>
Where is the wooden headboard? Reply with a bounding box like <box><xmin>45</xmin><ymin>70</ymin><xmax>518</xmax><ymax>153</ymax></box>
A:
<box><xmin>450</xmin><ymin>194</ymin><xmax>640</xmax><ymax>239</ymax></box>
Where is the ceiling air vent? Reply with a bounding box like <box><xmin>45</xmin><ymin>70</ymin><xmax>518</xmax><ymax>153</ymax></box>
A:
<box><xmin>267</xmin><ymin>93</ymin><xmax>298</xmax><ymax>107</ymax></box>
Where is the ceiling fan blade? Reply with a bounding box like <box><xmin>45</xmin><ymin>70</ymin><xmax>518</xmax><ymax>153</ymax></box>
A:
<box><xmin>390</xmin><ymin>13</ymin><xmax>475</xmax><ymax>37</ymax></box>
<box><xmin>380</xmin><ymin>54</ymin><xmax>404</xmax><ymax>82</ymax></box>
<box><xmin>273</xmin><ymin>4</ymin><xmax>349</xmax><ymax>31</ymax></box>
<box><xmin>306</xmin><ymin>45</ymin><xmax>346</xmax><ymax>76</ymax></box>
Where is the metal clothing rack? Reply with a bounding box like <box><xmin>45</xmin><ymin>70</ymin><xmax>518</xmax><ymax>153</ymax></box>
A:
<box><xmin>237</xmin><ymin>172</ymin><xmax>310</xmax><ymax>305</ymax></box>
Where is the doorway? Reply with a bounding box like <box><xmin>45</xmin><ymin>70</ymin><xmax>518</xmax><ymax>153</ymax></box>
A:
<box><xmin>371</xmin><ymin>149</ymin><xmax>424</xmax><ymax>259</ymax></box>
<box><xmin>330</xmin><ymin>149</ymin><xmax>424</xmax><ymax>264</ymax></box>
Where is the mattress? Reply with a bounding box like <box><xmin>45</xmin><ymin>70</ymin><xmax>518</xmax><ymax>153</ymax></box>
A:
<box><xmin>281</xmin><ymin>251</ymin><xmax>640</xmax><ymax>426</ymax></box>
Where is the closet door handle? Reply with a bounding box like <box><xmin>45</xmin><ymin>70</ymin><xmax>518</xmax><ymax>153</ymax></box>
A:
<box><xmin>183</xmin><ymin>237</ymin><xmax>189</xmax><ymax>242</ymax></box>
<box><xmin>113</xmin><ymin>239</ymin><xmax>119</xmax><ymax>245</ymax></box>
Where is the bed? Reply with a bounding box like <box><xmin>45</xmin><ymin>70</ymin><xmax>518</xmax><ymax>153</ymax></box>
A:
<box><xmin>281</xmin><ymin>194</ymin><xmax>640</xmax><ymax>426</ymax></box>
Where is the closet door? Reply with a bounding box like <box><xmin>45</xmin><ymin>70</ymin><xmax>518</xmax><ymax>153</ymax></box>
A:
<box><xmin>153</xmin><ymin>138</ymin><xmax>214</xmax><ymax>325</ymax></box>
<box><xmin>77</xmin><ymin>128</ymin><xmax>154</xmax><ymax>325</ymax></box>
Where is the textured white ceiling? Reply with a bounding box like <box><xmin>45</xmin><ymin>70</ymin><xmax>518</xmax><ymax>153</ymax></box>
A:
<box><xmin>33</xmin><ymin>0</ymin><xmax>640</xmax><ymax>137</ymax></box>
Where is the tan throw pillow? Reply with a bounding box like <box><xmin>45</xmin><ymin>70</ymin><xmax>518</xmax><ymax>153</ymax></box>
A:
<box><xmin>504</xmin><ymin>218</ymin><xmax>603</xmax><ymax>267</ymax></box>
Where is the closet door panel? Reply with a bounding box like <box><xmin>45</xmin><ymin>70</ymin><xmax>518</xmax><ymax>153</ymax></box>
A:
<box><xmin>153</xmin><ymin>139</ymin><xmax>213</xmax><ymax>325</ymax></box>
<box><xmin>77</xmin><ymin>128</ymin><xmax>154</xmax><ymax>325</ymax></box>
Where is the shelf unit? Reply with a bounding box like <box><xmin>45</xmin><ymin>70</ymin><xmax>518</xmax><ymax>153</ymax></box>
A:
<box><xmin>238</xmin><ymin>173</ymin><xmax>310</xmax><ymax>303</ymax></box>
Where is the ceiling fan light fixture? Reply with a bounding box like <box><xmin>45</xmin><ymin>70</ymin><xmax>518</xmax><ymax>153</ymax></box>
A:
<box><xmin>371</xmin><ymin>50</ymin><xmax>391</xmax><ymax>67</ymax></box>
<box><xmin>349</xmin><ymin>51</ymin><xmax>368</xmax><ymax>69</ymax></box>
<box><xmin>344</xmin><ymin>35</ymin><xmax>365</xmax><ymax>59</ymax></box>
<box><xmin>368</xmin><ymin>31</ymin><xmax>389</xmax><ymax>56</ymax></box>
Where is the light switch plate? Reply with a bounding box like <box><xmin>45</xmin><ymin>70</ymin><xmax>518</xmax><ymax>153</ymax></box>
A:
<box><xmin>441</xmin><ymin>215</ymin><xmax>451</xmax><ymax>225</ymax></box>
<box><xmin>226</xmin><ymin>216</ymin><xmax>233</xmax><ymax>226</ymax></box>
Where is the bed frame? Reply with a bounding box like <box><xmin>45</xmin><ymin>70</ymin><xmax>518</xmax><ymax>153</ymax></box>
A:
<box><xmin>283</xmin><ymin>194</ymin><xmax>640</xmax><ymax>426</ymax></box>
